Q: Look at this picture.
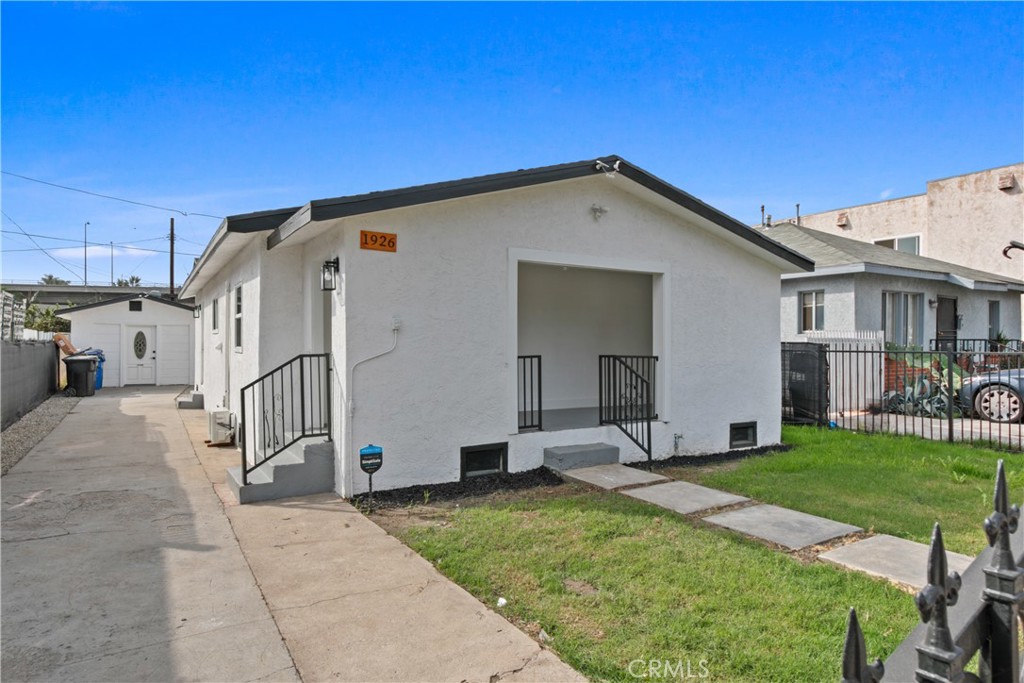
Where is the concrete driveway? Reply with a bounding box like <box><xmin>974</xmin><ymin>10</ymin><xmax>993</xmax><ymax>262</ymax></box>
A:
<box><xmin>2</xmin><ymin>386</ymin><xmax>297</xmax><ymax>682</ymax></box>
<box><xmin>3</xmin><ymin>386</ymin><xmax>583</xmax><ymax>683</ymax></box>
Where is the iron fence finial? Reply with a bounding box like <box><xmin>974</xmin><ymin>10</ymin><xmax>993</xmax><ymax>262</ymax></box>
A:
<box><xmin>914</xmin><ymin>523</ymin><xmax>966</xmax><ymax>682</ymax></box>
<box><xmin>842</xmin><ymin>608</ymin><xmax>884</xmax><ymax>683</ymax></box>
<box><xmin>984</xmin><ymin>459</ymin><xmax>1020</xmax><ymax>573</ymax></box>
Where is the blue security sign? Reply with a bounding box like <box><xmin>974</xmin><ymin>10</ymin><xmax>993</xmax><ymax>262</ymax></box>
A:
<box><xmin>359</xmin><ymin>444</ymin><xmax>383</xmax><ymax>475</ymax></box>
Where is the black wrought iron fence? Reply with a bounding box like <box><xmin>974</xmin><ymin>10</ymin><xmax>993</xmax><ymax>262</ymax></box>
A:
<box><xmin>842</xmin><ymin>460</ymin><xmax>1022</xmax><ymax>682</ymax></box>
<box><xmin>820</xmin><ymin>345</ymin><xmax>1023</xmax><ymax>451</ymax></box>
<box><xmin>929</xmin><ymin>338</ymin><xmax>1023</xmax><ymax>354</ymax></box>
<box><xmin>782</xmin><ymin>342</ymin><xmax>830</xmax><ymax>425</ymax></box>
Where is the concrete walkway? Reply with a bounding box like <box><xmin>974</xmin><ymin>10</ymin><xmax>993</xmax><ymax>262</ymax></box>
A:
<box><xmin>2</xmin><ymin>386</ymin><xmax>582</xmax><ymax>683</ymax></box>
<box><xmin>562</xmin><ymin>463</ymin><xmax>968</xmax><ymax>590</ymax></box>
<box><xmin>2</xmin><ymin>386</ymin><xmax>297</xmax><ymax>682</ymax></box>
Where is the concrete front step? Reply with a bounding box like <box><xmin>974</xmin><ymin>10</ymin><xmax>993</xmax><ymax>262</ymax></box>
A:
<box><xmin>227</xmin><ymin>439</ymin><xmax>334</xmax><ymax>504</ymax></box>
<box><xmin>176</xmin><ymin>391</ymin><xmax>204</xmax><ymax>410</ymax></box>
<box><xmin>559</xmin><ymin>463</ymin><xmax>668</xmax><ymax>490</ymax></box>
<box><xmin>543</xmin><ymin>442</ymin><xmax>619</xmax><ymax>471</ymax></box>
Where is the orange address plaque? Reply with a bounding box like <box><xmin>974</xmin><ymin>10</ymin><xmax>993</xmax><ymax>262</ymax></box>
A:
<box><xmin>360</xmin><ymin>230</ymin><xmax>397</xmax><ymax>252</ymax></box>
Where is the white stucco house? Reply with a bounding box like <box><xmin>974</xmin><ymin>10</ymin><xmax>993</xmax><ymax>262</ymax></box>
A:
<box><xmin>761</xmin><ymin>223</ymin><xmax>1024</xmax><ymax>347</ymax></box>
<box><xmin>56</xmin><ymin>293</ymin><xmax>196</xmax><ymax>387</ymax></box>
<box><xmin>180</xmin><ymin>156</ymin><xmax>813</xmax><ymax>501</ymax></box>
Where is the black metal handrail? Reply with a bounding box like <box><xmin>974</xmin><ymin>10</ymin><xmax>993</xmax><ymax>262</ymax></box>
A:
<box><xmin>599</xmin><ymin>355</ymin><xmax>657</xmax><ymax>463</ymax></box>
<box><xmin>239</xmin><ymin>353</ymin><xmax>331</xmax><ymax>485</ymax></box>
<box><xmin>517</xmin><ymin>355</ymin><xmax>542</xmax><ymax>431</ymax></box>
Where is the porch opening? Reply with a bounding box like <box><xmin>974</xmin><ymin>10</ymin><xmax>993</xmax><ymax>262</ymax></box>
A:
<box><xmin>517</xmin><ymin>262</ymin><xmax>654</xmax><ymax>431</ymax></box>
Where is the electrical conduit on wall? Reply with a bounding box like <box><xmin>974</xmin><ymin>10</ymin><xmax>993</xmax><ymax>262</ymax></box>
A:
<box><xmin>345</xmin><ymin>317</ymin><xmax>400</xmax><ymax>496</ymax></box>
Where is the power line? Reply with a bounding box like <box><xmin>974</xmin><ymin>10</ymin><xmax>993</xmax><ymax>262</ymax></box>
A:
<box><xmin>0</xmin><ymin>229</ymin><xmax>177</xmax><ymax>249</ymax></box>
<box><xmin>1</xmin><ymin>170</ymin><xmax>225</xmax><ymax>220</ymax></box>
<box><xmin>1</xmin><ymin>211</ymin><xmax>83</xmax><ymax>279</ymax></box>
<box><xmin>1</xmin><ymin>244</ymin><xmax>200</xmax><ymax>257</ymax></box>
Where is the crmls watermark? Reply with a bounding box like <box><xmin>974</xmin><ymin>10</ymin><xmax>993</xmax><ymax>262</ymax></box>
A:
<box><xmin>627</xmin><ymin>659</ymin><xmax>711</xmax><ymax>679</ymax></box>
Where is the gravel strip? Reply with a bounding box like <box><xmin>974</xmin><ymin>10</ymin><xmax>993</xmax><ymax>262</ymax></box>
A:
<box><xmin>1</xmin><ymin>395</ymin><xmax>80</xmax><ymax>475</ymax></box>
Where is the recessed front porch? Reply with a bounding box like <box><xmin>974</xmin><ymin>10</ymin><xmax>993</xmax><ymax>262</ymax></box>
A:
<box><xmin>514</xmin><ymin>259</ymin><xmax>664</xmax><ymax>458</ymax></box>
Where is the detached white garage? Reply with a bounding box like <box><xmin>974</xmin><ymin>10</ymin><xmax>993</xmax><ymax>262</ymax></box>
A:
<box><xmin>56</xmin><ymin>294</ymin><xmax>195</xmax><ymax>388</ymax></box>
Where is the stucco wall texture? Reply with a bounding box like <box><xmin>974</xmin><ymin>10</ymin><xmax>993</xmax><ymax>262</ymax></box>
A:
<box><xmin>784</xmin><ymin>164</ymin><xmax>1024</xmax><ymax>327</ymax></box>
<box><xmin>196</xmin><ymin>175</ymin><xmax>793</xmax><ymax>496</ymax></box>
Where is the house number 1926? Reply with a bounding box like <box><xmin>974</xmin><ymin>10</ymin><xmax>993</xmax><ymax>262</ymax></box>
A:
<box><xmin>360</xmin><ymin>230</ymin><xmax>397</xmax><ymax>252</ymax></box>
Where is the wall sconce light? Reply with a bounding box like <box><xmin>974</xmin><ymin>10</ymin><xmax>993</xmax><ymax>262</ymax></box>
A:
<box><xmin>321</xmin><ymin>257</ymin><xmax>340</xmax><ymax>291</ymax></box>
<box><xmin>928</xmin><ymin>298</ymin><xmax>937</xmax><ymax>308</ymax></box>
<box><xmin>192</xmin><ymin>304</ymin><xmax>201</xmax><ymax>319</ymax></box>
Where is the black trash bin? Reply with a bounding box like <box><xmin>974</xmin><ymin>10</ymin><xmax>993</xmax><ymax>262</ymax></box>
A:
<box><xmin>64</xmin><ymin>355</ymin><xmax>99</xmax><ymax>397</ymax></box>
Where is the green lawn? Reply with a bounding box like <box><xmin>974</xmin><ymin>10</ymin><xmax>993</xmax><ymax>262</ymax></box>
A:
<box><xmin>667</xmin><ymin>426</ymin><xmax>1024</xmax><ymax>556</ymax></box>
<box><xmin>399</xmin><ymin>492</ymin><xmax>916</xmax><ymax>683</ymax></box>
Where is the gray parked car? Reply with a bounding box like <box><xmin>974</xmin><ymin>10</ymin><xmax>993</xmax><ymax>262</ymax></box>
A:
<box><xmin>960</xmin><ymin>369</ymin><xmax>1024</xmax><ymax>423</ymax></box>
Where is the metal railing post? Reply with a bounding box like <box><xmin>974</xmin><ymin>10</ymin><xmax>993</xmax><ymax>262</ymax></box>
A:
<box><xmin>240</xmin><ymin>388</ymin><xmax>248</xmax><ymax>485</ymax></box>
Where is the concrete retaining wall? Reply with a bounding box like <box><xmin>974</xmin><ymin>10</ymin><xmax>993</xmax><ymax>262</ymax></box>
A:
<box><xmin>2</xmin><ymin>340</ymin><xmax>58</xmax><ymax>430</ymax></box>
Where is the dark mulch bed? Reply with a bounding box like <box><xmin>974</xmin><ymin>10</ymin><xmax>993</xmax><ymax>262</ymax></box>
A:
<box><xmin>350</xmin><ymin>466</ymin><xmax>565</xmax><ymax>509</ymax></box>
<box><xmin>624</xmin><ymin>443</ymin><xmax>792</xmax><ymax>470</ymax></box>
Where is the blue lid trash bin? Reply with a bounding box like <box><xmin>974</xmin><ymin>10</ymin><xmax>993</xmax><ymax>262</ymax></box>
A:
<box><xmin>63</xmin><ymin>354</ymin><xmax>99</xmax><ymax>397</ymax></box>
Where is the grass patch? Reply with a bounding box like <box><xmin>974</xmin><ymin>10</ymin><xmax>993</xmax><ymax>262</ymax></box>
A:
<box><xmin>398</xmin><ymin>491</ymin><xmax>916</xmax><ymax>682</ymax></box>
<box><xmin>666</xmin><ymin>426</ymin><xmax>1023</xmax><ymax>556</ymax></box>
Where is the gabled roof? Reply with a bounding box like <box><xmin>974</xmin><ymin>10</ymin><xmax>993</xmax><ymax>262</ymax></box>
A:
<box><xmin>56</xmin><ymin>292</ymin><xmax>195</xmax><ymax>316</ymax></box>
<box><xmin>761</xmin><ymin>222</ymin><xmax>1024</xmax><ymax>292</ymax></box>
<box><xmin>181</xmin><ymin>156</ymin><xmax>814</xmax><ymax>297</ymax></box>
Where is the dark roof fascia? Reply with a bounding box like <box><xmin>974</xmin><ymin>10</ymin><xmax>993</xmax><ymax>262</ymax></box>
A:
<box><xmin>266</xmin><ymin>157</ymin><xmax>624</xmax><ymax>249</ymax></box>
<box><xmin>612</xmin><ymin>161</ymin><xmax>814</xmax><ymax>271</ymax></box>
<box><xmin>56</xmin><ymin>293</ymin><xmax>195</xmax><ymax>315</ymax></box>
<box><xmin>225</xmin><ymin>206</ymin><xmax>303</xmax><ymax>234</ymax></box>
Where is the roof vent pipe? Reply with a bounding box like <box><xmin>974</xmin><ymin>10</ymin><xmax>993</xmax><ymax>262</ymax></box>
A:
<box><xmin>796</xmin><ymin>203</ymin><xmax>801</xmax><ymax>226</ymax></box>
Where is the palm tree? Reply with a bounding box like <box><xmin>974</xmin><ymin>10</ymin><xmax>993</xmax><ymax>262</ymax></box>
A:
<box><xmin>39</xmin><ymin>274</ymin><xmax>70</xmax><ymax>285</ymax></box>
<box><xmin>115</xmin><ymin>275</ymin><xmax>142</xmax><ymax>287</ymax></box>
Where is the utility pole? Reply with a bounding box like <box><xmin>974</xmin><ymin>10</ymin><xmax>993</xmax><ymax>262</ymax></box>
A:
<box><xmin>110</xmin><ymin>242</ymin><xmax>114</xmax><ymax>285</ymax></box>
<box><xmin>169</xmin><ymin>217</ymin><xmax>175</xmax><ymax>299</ymax></box>
<box><xmin>84</xmin><ymin>221</ymin><xmax>90</xmax><ymax>285</ymax></box>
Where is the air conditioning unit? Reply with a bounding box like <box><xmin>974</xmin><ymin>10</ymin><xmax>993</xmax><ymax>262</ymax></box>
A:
<box><xmin>208</xmin><ymin>410</ymin><xmax>234</xmax><ymax>445</ymax></box>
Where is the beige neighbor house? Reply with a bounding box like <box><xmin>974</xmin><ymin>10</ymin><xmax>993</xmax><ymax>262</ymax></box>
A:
<box><xmin>180</xmin><ymin>156</ymin><xmax>813</xmax><ymax>502</ymax></box>
<box><xmin>776</xmin><ymin>163</ymin><xmax>1024</xmax><ymax>337</ymax></box>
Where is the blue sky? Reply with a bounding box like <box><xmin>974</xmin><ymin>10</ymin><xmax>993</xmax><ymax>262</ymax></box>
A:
<box><xmin>2</xmin><ymin>2</ymin><xmax>1021</xmax><ymax>287</ymax></box>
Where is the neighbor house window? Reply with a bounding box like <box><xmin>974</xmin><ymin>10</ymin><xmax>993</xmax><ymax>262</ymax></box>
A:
<box><xmin>233</xmin><ymin>286</ymin><xmax>243</xmax><ymax>350</ymax></box>
<box><xmin>882</xmin><ymin>291</ymin><xmax>923</xmax><ymax>347</ymax></box>
<box><xmin>799</xmin><ymin>291</ymin><xmax>825</xmax><ymax>333</ymax></box>
<box><xmin>211</xmin><ymin>297</ymin><xmax>219</xmax><ymax>333</ymax></box>
<box><xmin>874</xmin><ymin>236</ymin><xmax>920</xmax><ymax>255</ymax></box>
<box><xmin>989</xmin><ymin>301</ymin><xmax>1001</xmax><ymax>341</ymax></box>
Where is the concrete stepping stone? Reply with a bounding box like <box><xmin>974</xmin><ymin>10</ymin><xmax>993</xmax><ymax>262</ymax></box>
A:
<box><xmin>623</xmin><ymin>480</ymin><xmax>749</xmax><ymax>515</ymax></box>
<box><xmin>819</xmin><ymin>534</ymin><xmax>974</xmax><ymax>590</ymax></box>
<box><xmin>703</xmin><ymin>504</ymin><xmax>861</xmax><ymax>550</ymax></box>
<box><xmin>560</xmin><ymin>464</ymin><xmax>668</xmax><ymax>490</ymax></box>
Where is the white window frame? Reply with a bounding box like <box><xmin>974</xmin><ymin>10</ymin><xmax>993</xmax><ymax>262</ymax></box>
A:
<box><xmin>798</xmin><ymin>290</ymin><xmax>825</xmax><ymax>333</ymax></box>
<box><xmin>882</xmin><ymin>291</ymin><xmax>924</xmax><ymax>347</ymax></box>
<box><xmin>233</xmin><ymin>285</ymin><xmax>243</xmax><ymax>352</ymax></box>
<box><xmin>873</xmin><ymin>234</ymin><xmax>921</xmax><ymax>255</ymax></box>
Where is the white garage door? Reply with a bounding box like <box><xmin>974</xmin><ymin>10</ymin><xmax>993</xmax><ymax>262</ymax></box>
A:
<box><xmin>159</xmin><ymin>325</ymin><xmax>191</xmax><ymax>385</ymax></box>
<box><xmin>90</xmin><ymin>324</ymin><xmax>122</xmax><ymax>388</ymax></box>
